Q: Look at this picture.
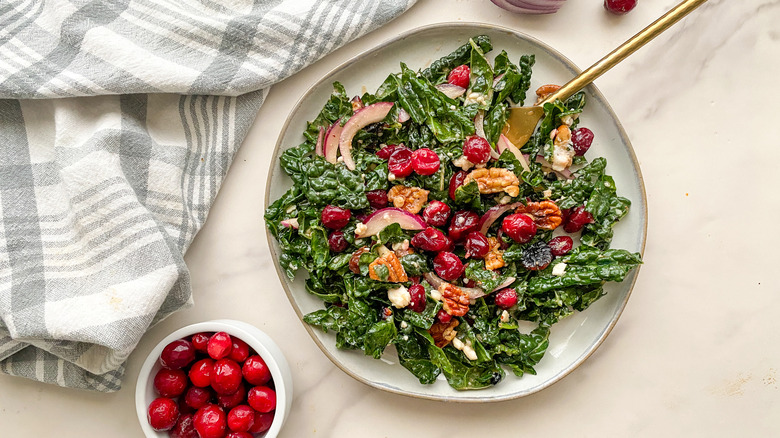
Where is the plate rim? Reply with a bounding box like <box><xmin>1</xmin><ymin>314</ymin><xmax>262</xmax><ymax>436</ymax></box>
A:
<box><xmin>263</xmin><ymin>21</ymin><xmax>648</xmax><ymax>402</ymax></box>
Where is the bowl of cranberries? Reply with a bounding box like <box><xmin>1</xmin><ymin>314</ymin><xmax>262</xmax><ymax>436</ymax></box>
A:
<box><xmin>135</xmin><ymin>320</ymin><xmax>292</xmax><ymax>438</ymax></box>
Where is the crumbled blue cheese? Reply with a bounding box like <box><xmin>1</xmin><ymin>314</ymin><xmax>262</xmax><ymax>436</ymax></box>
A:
<box><xmin>500</xmin><ymin>310</ymin><xmax>510</xmax><ymax>323</ymax></box>
<box><xmin>498</xmin><ymin>195</ymin><xmax>512</xmax><ymax>205</ymax></box>
<box><xmin>452</xmin><ymin>155</ymin><xmax>474</xmax><ymax>171</ymax></box>
<box><xmin>542</xmin><ymin>189</ymin><xmax>552</xmax><ymax>198</ymax></box>
<box><xmin>392</xmin><ymin>239</ymin><xmax>410</xmax><ymax>252</ymax></box>
<box><xmin>355</xmin><ymin>222</ymin><xmax>367</xmax><ymax>236</ymax></box>
<box><xmin>387</xmin><ymin>285</ymin><xmax>411</xmax><ymax>308</ymax></box>
<box><xmin>388</xmin><ymin>173</ymin><xmax>397</xmax><ymax>181</ymax></box>
<box><xmin>552</xmin><ymin>262</ymin><xmax>567</xmax><ymax>277</ymax></box>
<box><xmin>552</xmin><ymin>142</ymin><xmax>574</xmax><ymax>172</ymax></box>
<box><xmin>560</xmin><ymin>114</ymin><xmax>579</xmax><ymax>126</ymax></box>
<box><xmin>400</xmin><ymin>321</ymin><xmax>408</xmax><ymax>329</ymax></box>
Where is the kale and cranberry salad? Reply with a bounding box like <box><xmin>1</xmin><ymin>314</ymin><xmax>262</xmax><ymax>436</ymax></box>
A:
<box><xmin>265</xmin><ymin>36</ymin><xmax>642</xmax><ymax>390</ymax></box>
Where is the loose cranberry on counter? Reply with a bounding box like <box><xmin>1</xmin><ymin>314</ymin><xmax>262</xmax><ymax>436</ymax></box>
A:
<box><xmin>328</xmin><ymin>230</ymin><xmax>349</xmax><ymax>253</ymax></box>
<box><xmin>160</xmin><ymin>339</ymin><xmax>196</xmax><ymax>370</ymax></box>
<box><xmin>170</xmin><ymin>413</ymin><xmax>198</xmax><ymax>438</ymax></box>
<box><xmin>247</xmin><ymin>386</ymin><xmax>277</xmax><ymax>413</ymax></box>
<box><xmin>411</xmin><ymin>227</ymin><xmax>450</xmax><ymax>252</ymax></box>
<box><xmin>448</xmin><ymin>210</ymin><xmax>480</xmax><ymax>242</ymax></box>
<box><xmin>447</xmin><ymin>64</ymin><xmax>471</xmax><ymax>89</ymax></box>
<box><xmin>388</xmin><ymin>147</ymin><xmax>414</xmax><ymax>178</ymax></box>
<box><xmin>433</xmin><ymin>251</ymin><xmax>464</xmax><ymax>281</ymax></box>
<box><xmin>502</xmin><ymin>213</ymin><xmax>537</xmax><ymax>243</ymax></box>
<box><xmin>227</xmin><ymin>405</ymin><xmax>256</xmax><ymax>433</ymax></box>
<box><xmin>191</xmin><ymin>333</ymin><xmax>211</xmax><ymax>353</ymax></box>
<box><xmin>408</xmin><ymin>284</ymin><xmax>426</xmax><ymax>313</ymax></box>
<box><xmin>494</xmin><ymin>288</ymin><xmax>518</xmax><ymax>310</ymax></box>
<box><xmin>422</xmin><ymin>200</ymin><xmax>452</xmax><ymax>227</ymax></box>
<box><xmin>436</xmin><ymin>309</ymin><xmax>452</xmax><ymax>324</ymax></box>
<box><xmin>211</xmin><ymin>358</ymin><xmax>243</xmax><ymax>395</ymax></box>
<box><xmin>563</xmin><ymin>206</ymin><xmax>595</xmax><ymax>233</ymax></box>
<box><xmin>448</xmin><ymin>171</ymin><xmax>468</xmax><ymax>200</ymax></box>
<box><xmin>189</xmin><ymin>358</ymin><xmax>215</xmax><ymax>388</ymax></box>
<box><xmin>376</xmin><ymin>144</ymin><xmax>402</xmax><ymax>159</ymax></box>
<box><xmin>321</xmin><ymin>205</ymin><xmax>351</xmax><ymax>230</ymax></box>
<box><xmin>148</xmin><ymin>397</ymin><xmax>180</xmax><ymax>431</ymax></box>
<box><xmin>242</xmin><ymin>355</ymin><xmax>272</xmax><ymax>386</ymax></box>
<box><xmin>184</xmin><ymin>386</ymin><xmax>213</xmax><ymax>410</ymax></box>
<box><xmin>154</xmin><ymin>368</ymin><xmax>188</xmax><ymax>398</ymax></box>
<box><xmin>462</xmin><ymin>135</ymin><xmax>491</xmax><ymax>165</ymax></box>
<box><xmin>216</xmin><ymin>383</ymin><xmax>246</xmax><ymax>410</ymax></box>
<box><xmin>604</xmin><ymin>0</ymin><xmax>637</xmax><ymax>15</ymax></box>
<box><xmin>366</xmin><ymin>189</ymin><xmax>388</xmax><ymax>209</ymax></box>
<box><xmin>193</xmin><ymin>404</ymin><xmax>227</xmax><ymax>438</ymax></box>
<box><xmin>464</xmin><ymin>231</ymin><xmax>490</xmax><ymax>258</ymax></box>
<box><xmin>248</xmin><ymin>411</ymin><xmax>275</xmax><ymax>434</ymax></box>
<box><xmin>411</xmin><ymin>148</ymin><xmax>441</xmax><ymax>175</ymax></box>
<box><xmin>571</xmin><ymin>127</ymin><xmax>594</xmax><ymax>156</ymax></box>
<box><xmin>548</xmin><ymin>236</ymin><xmax>574</xmax><ymax>256</ymax></box>
<box><xmin>228</xmin><ymin>338</ymin><xmax>250</xmax><ymax>363</ymax></box>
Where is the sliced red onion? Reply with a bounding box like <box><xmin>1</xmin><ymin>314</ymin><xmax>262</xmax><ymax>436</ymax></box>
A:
<box><xmin>339</xmin><ymin>102</ymin><xmax>394</xmax><ymax>171</ymax></box>
<box><xmin>435</xmin><ymin>83</ymin><xmax>466</xmax><ymax>99</ymax></box>
<box><xmin>478</xmin><ymin>202</ymin><xmax>522</xmax><ymax>235</ymax></box>
<box><xmin>423</xmin><ymin>272</ymin><xmax>516</xmax><ymax>301</ymax></box>
<box><xmin>280</xmin><ymin>218</ymin><xmax>299</xmax><ymax>229</ymax></box>
<box><xmin>314</xmin><ymin>126</ymin><xmax>325</xmax><ymax>157</ymax></box>
<box><xmin>474</xmin><ymin>110</ymin><xmax>486</xmax><ymax>139</ymax></box>
<box><xmin>324</xmin><ymin>120</ymin><xmax>342</xmax><ymax>165</ymax></box>
<box><xmin>536</xmin><ymin>155</ymin><xmax>574</xmax><ymax>179</ymax></box>
<box><xmin>498</xmin><ymin>134</ymin><xmax>531</xmax><ymax>173</ymax></box>
<box><xmin>491</xmin><ymin>0</ymin><xmax>567</xmax><ymax>14</ymax></box>
<box><xmin>398</xmin><ymin>108</ymin><xmax>410</xmax><ymax>123</ymax></box>
<box><xmin>492</xmin><ymin>277</ymin><xmax>516</xmax><ymax>292</ymax></box>
<box><xmin>492</xmin><ymin>72</ymin><xmax>505</xmax><ymax>88</ymax></box>
<box><xmin>355</xmin><ymin>207</ymin><xmax>426</xmax><ymax>238</ymax></box>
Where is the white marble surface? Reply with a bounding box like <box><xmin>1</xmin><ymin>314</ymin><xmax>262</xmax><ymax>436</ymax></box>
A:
<box><xmin>2</xmin><ymin>0</ymin><xmax>778</xmax><ymax>436</ymax></box>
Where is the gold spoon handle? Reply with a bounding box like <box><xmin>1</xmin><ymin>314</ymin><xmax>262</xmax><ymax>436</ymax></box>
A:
<box><xmin>541</xmin><ymin>0</ymin><xmax>709</xmax><ymax>105</ymax></box>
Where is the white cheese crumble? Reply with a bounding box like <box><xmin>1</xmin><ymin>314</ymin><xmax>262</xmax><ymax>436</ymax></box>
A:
<box><xmin>453</xmin><ymin>337</ymin><xmax>478</xmax><ymax>361</ymax></box>
<box><xmin>387</xmin><ymin>286</ymin><xmax>411</xmax><ymax>309</ymax></box>
<box><xmin>355</xmin><ymin>222</ymin><xmax>367</xmax><ymax>236</ymax></box>
<box><xmin>337</xmin><ymin>156</ymin><xmax>344</xmax><ymax>163</ymax></box>
<box><xmin>452</xmin><ymin>155</ymin><xmax>474</xmax><ymax>171</ymax></box>
<box><xmin>465</xmin><ymin>92</ymin><xmax>487</xmax><ymax>107</ymax></box>
<box><xmin>552</xmin><ymin>142</ymin><xmax>574</xmax><ymax>172</ymax></box>
<box><xmin>500</xmin><ymin>310</ymin><xmax>510</xmax><ymax>323</ymax></box>
<box><xmin>400</xmin><ymin>321</ymin><xmax>408</xmax><ymax>329</ymax></box>
<box><xmin>388</xmin><ymin>173</ymin><xmax>397</xmax><ymax>181</ymax></box>
<box><xmin>498</xmin><ymin>195</ymin><xmax>512</xmax><ymax>205</ymax></box>
<box><xmin>560</xmin><ymin>114</ymin><xmax>579</xmax><ymax>126</ymax></box>
<box><xmin>392</xmin><ymin>239</ymin><xmax>410</xmax><ymax>252</ymax></box>
<box><xmin>542</xmin><ymin>189</ymin><xmax>552</xmax><ymax>198</ymax></box>
<box><xmin>552</xmin><ymin>262</ymin><xmax>567</xmax><ymax>277</ymax></box>
<box><xmin>430</xmin><ymin>289</ymin><xmax>442</xmax><ymax>301</ymax></box>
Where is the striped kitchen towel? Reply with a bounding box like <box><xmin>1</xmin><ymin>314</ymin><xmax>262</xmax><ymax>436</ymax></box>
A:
<box><xmin>0</xmin><ymin>0</ymin><xmax>416</xmax><ymax>391</ymax></box>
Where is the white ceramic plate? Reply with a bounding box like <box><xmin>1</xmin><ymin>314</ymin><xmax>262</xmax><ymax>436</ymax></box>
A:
<box><xmin>265</xmin><ymin>23</ymin><xmax>647</xmax><ymax>402</ymax></box>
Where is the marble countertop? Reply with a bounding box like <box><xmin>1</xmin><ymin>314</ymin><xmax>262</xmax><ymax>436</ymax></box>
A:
<box><xmin>2</xmin><ymin>0</ymin><xmax>777</xmax><ymax>436</ymax></box>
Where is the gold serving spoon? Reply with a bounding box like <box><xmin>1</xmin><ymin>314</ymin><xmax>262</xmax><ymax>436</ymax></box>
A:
<box><xmin>502</xmin><ymin>0</ymin><xmax>709</xmax><ymax>147</ymax></box>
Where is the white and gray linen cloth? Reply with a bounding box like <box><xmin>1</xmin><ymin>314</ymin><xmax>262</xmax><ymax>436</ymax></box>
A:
<box><xmin>0</xmin><ymin>0</ymin><xmax>416</xmax><ymax>391</ymax></box>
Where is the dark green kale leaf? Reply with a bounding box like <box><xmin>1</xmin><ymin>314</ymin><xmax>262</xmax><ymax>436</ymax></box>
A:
<box><xmin>421</xmin><ymin>35</ymin><xmax>493</xmax><ymax>84</ymax></box>
<box><xmin>465</xmin><ymin>38</ymin><xmax>494</xmax><ymax>111</ymax></box>
<box><xmin>363</xmin><ymin>318</ymin><xmax>397</xmax><ymax>359</ymax></box>
<box><xmin>494</xmin><ymin>324</ymin><xmax>550</xmax><ymax>377</ymax></box>
<box><xmin>395</xmin><ymin>328</ymin><xmax>441</xmax><ymax>384</ymax></box>
<box><xmin>453</xmin><ymin>180</ymin><xmax>482</xmax><ymax>211</ymax></box>
<box><xmin>528</xmin><ymin>246</ymin><xmax>642</xmax><ymax>295</ymax></box>
<box><xmin>581</xmin><ymin>175</ymin><xmax>631</xmax><ymax>249</ymax></box>
<box><xmin>306</xmin><ymin>82</ymin><xmax>352</xmax><ymax>141</ymax></box>
<box><xmin>464</xmin><ymin>259</ymin><xmax>516</xmax><ymax>292</ymax></box>
<box><xmin>400</xmin><ymin>253</ymin><xmax>430</xmax><ymax>276</ymax></box>
<box><xmin>303</xmin><ymin>158</ymin><xmax>369</xmax><ymax>210</ymax></box>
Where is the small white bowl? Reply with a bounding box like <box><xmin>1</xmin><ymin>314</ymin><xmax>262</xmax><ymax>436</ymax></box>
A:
<box><xmin>135</xmin><ymin>319</ymin><xmax>293</xmax><ymax>437</ymax></box>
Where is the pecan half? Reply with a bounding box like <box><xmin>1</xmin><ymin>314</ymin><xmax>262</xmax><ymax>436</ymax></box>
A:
<box><xmin>368</xmin><ymin>251</ymin><xmax>408</xmax><ymax>282</ymax></box>
<box><xmin>429</xmin><ymin>319</ymin><xmax>460</xmax><ymax>348</ymax></box>
<box><xmin>535</xmin><ymin>84</ymin><xmax>561</xmax><ymax>105</ymax></box>
<box><xmin>439</xmin><ymin>283</ymin><xmax>470</xmax><ymax>317</ymax></box>
<box><xmin>484</xmin><ymin>237</ymin><xmax>505</xmax><ymax>271</ymax></box>
<box><xmin>463</xmin><ymin>168</ymin><xmax>520</xmax><ymax>197</ymax></box>
<box><xmin>349</xmin><ymin>247</ymin><xmax>370</xmax><ymax>274</ymax></box>
<box><xmin>515</xmin><ymin>200</ymin><xmax>563</xmax><ymax>230</ymax></box>
<box><xmin>387</xmin><ymin>185</ymin><xmax>429</xmax><ymax>214</ymax></box>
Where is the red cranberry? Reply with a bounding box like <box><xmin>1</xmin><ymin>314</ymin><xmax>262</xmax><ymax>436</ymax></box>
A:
<box><xmin>248</xmin><ymin>411</ymin><xmax>275</xmax><ymax>434</ymax></box>
<box><xmin>226</xmin><ymin>433</ymin><xmax>254</xmax><ymax>438</ymax></box>
<box><xmin>242</xmin><ymin>355</ymin><xmax>271</xmax><ymax>386</ymax></box>
<box><xmin>328</xmin><ymin>230</ymin><xmax>349</xmax><ymax>252</ymax></box>
<box><xmin>185</xmin><ymin>386</ymin><xmax>213</xmax><ymax>410</ymax></box>
<box><xmin>217</xmin><ymin>383</ymin><xmax>246</xmax><ymax>410</ymax></box>
<box><xmin>154</xmin><ymin>368</ymin><xmax>188</xmax><ymax>398</ymax></box>
<box><xmin>388</xmin><ymin>147</ymin><xmax>414</xmax><ymax>178</ymax></box>
<box><xmin>193</xmin><ymin>404</ymin><xmax>227</xmax><ymax>438</ymax></box>
<box><xmin>366</xmin><ymin>189</ymin><xmax>388</xmax><ymax>209</ymax></box>
<box><xmin>548</xmin><ymin>236</ymin><xmax>574</xmax><ymax>256</ymax></box>
<box><xmin>502</xmin><ymin>214</ymin><xmax>537</xmax><ymax>243</ymax></box>
<box><xmin>321</xmin><ymin>205</ymin><xmax>351</xmax><ymax>230</ymax></box>
<box><xmin>189</xmin><ymin>358</ymin><xmax>215</xmax><ymax>388</ymax></box>
<box><xmin>247</xmin><ymin>386</ymin><xmax>277</xmax><ymax>413</ymax></box>
<box><xmin>436</xmin><ymin>309</ymin><xmax>452</xmax><ymax>324</ymax></box>
<box><xmin>411</xmin><ymin>148</ymin><xmax>440</xmax><ymax>175</ymax></box>
<box><xmin>408</xmin><ymin>284</ymin><xmax>426</xmax><ymax>313</ymax></box>
<box><xmin>422</xmin><ymin>200</ymin><xmax>451</xmax><ymax>227</ymax></box>
<box><xmin>228</xmin><ymin>338</ymin><xmax>250</xmax><ymax>363</ymax></box>
<box><xmin>411</xmin><ymin>227</ymin><xmax>450</xmax><ymax>252</ymax></box>
<box><xmin>462</xmin><ymin>135</ymin><xmax>491</xmax><ymax>164</ymax></box>
<box><xmin>571</xmin><ymin>127</ymin><xmax>594</xmax><ymax>156</ymax></box>
<box><xmin>211</xmin><ymin>358</ymin><xmax>243</xmax><ymax>395</ymax></box>
<box><xmin>433</xmin><ymin>251</ymin><xmax>464</xmax><ymax>281</ymax></box>
<box><xmin>563</xmin><ymin>206</ymin><xmax>594</xmax><ymax>233</ymax></box>
<box><xmin>448</xmin><ymin>210</ymin><xmax>480</xmax><ymax>242</ymax></box>
<box><xmin>376</xmin><ymin>144</ymin><xmax>402</xmax><ymax>159</ymax></box>
<box><xmin>604</xmin><ymin>0</ymin><xmax>637</xmax><ymax>15</ymax></box>
<box><xmin>191</xmin><ymin>333</ymin><xmax>211</xmax><ymax>353</ymax></box>
<box><xmin>494</xmin><ymin>288</ymin><xmax>518</xmax><ymax>309</ymax></box>
<box><xmin>160</xmin><ymin>339</ymin><xmax>196</xmax><ymax>370</ymax></box>
<box><xmin>227</xmin><ymin>405</ymin><xmax>256</xmax><ymax>433</ymax></box>
<box><xmin>170</xmin><ymin>413</ymin><xmax>198</xmax><ymax>438</ymax></box>
<box><xmin>447</xmin><ymin>64</ymin><xmax>470</xmax><ymax>89</ymax></box>
<box><xmin>148</xmin><ymin>397</ymin><xmax>180</xmax><ymax>431</ymax></box>
<box><xmin>464</xmin><ymin>231</ymin><xmax>490</xmax><ymax>258</ymax></box>
<box><xmin>449</xmin><ymin>171</ymin><xmax>468</xmax><ymax>200</ymax></box>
